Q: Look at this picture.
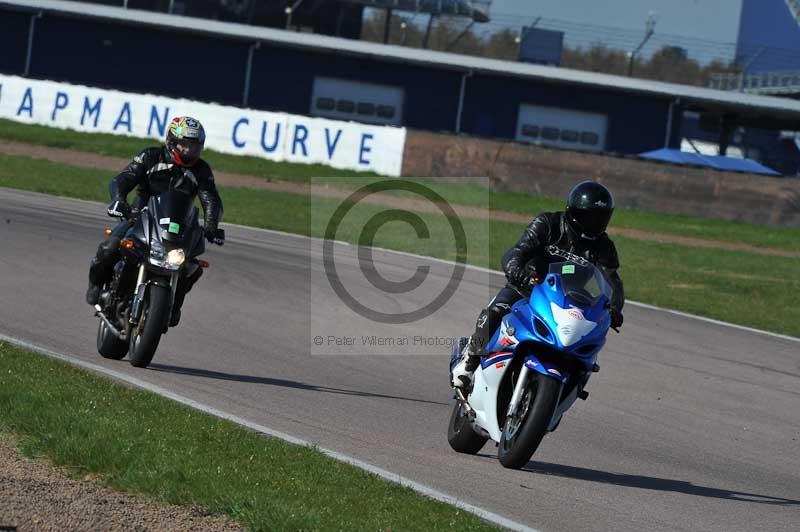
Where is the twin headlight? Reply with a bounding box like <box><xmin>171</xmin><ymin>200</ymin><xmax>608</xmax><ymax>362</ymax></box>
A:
<box><xmin>149</xmin><ymin>242</ymin><xmax>185</xmax><ymax>270</ymax></box>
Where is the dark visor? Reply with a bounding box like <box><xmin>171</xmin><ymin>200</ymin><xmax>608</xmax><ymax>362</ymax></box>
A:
<box><xmin>572</xmin><ymin>208</ymin><xmax>612</xmax><ymax>236</ymax></box>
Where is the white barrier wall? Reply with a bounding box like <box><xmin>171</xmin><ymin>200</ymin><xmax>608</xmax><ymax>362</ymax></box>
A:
<box><xmin>0</xmin><ymin>74</ymin><xmax>407</xmax><ymax>176</ymax></box>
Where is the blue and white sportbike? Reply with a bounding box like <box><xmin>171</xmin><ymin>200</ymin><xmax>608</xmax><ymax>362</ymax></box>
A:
<box><xmin>448</xmin><ymin>246</ymin><xmax>616</xmax><ymax>469</ymax></box>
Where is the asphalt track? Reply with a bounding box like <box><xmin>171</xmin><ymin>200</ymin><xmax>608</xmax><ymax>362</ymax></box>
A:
<box><xmin>1</xmin><ymin>188</ymin><xmax>799</xmax><ymax>532</ymax></box>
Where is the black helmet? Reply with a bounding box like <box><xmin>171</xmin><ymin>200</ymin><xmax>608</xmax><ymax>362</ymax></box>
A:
<box><xmin>565</xmin><ymin>181</ymin><xmax>615</xmax><ymax>239</ymax></box>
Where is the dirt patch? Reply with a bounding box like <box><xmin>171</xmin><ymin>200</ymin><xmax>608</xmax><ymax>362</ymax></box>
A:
<box><xmin>1</xmin><ymin>139</ymin><xmax>797</xmax><ymax>258</ymax></box>
<box><xmin>0</xmin><ymin>433</ymin><xmax>242</xmax><ymax>532</ymax></box>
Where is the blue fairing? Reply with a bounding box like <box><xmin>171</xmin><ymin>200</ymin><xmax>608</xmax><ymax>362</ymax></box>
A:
<box><xmin>482</xmin><ymin>269</ymin><xmax>611</xmax><ymax>380</ymax></box>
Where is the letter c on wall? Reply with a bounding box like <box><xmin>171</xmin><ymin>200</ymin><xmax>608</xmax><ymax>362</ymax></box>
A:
<box><xmin>232</xmin><ymin>117</ymin><xmax>249</xmax><ymax>148</ymax></box>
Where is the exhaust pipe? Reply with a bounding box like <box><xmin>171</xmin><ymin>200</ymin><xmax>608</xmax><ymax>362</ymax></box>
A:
<box><xmin>95</xmin><ymin>310</ymin><xmax>127</xmax><ymax>341</ymax></box>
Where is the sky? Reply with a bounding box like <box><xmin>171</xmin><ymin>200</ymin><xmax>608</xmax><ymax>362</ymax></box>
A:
<box><xmin>486</xmin><ymin>0</ymin><xmax>745</xmax><ymax>61</ymax></box>
<box><xmin>491</xmin><ymin>0</ymin><xmax>743</xmax><ymax>42</ymax></box>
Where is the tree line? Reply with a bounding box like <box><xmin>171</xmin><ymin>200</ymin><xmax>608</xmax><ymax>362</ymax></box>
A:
<box><xmin>360</xmin><ymin>11</ymin><xmax>738</xmax><ymax>87</ymax></box>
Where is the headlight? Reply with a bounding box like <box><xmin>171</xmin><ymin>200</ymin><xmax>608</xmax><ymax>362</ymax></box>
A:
<box><xmin>149</xmin><ymin>242</ymin><xmax>184</xmax><ymax>270</ymax></box>
<box><xmin>150</xmin><ymin>241</ymin><xmax>165</xmax><ymax>261</ymax></box>
<box><xmin>166</xmin><ymin>249</ymin><xmax>185</xmax><ymax>267</ymax></box>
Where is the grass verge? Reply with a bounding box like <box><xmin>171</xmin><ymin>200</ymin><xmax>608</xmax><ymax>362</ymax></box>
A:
<box><xmin>0</xmin><ymin>341</ymin><xmax>497</xmax><ymax>531</ymax></box>
<box><xmin>2</xmin><ymin>118</ymin><xmax>799</xmax><ymax>252</ymax></box>
<box><xmin>1</xmin><ymin>153</ymin><xmax>798</xmax><ymax>337</ymax></box>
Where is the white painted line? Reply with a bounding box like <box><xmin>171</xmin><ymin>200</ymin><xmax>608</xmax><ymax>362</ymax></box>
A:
<box><xmin>4</xmin><ymin>188</ymin><xmax>797</xmax><ymax>343</ymax></box>
<box><xmin>620</xmin><ymin>300</ymin><xmax>800</xmax><ymax>343</ymax></box>
<box><xmin>0</xmin><ymin>333</ymin><xmax>539</xmax><ymax>532</ymax></box>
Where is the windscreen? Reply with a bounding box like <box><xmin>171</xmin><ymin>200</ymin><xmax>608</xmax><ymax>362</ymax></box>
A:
<box><xmin>149</xmin><ymin>191</ymin><xmax>196</xmax><ymax>244</ymax></box>
<box><xmin>548</xmin><ymin>261</ymin><xmax>612</xmax><ymax>306</ymax></box>
<box><xmin>151</xmin><ymin>191</ymin><xmax>195</xmax><ymax>228</ymax></box>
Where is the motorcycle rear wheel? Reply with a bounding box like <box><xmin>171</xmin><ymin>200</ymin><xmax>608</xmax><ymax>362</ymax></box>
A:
<box><xmin>128</xmin><ymin>285</ymin><xmax>170</xmax><ymax>368</ymax></box>
<box><xmin>96</xmin><ymin>318</ymin><xmax>128</xmax><ymax>360</ymax></box>
<box><xmin>497</xmin><ymin>374</ymin><xmax>561</xmax><ymax>469</ymax></box>
<box><xmin>447</xmin><ymin>401</ymin><xmax>488</xmax><ymax>454</ymax></box>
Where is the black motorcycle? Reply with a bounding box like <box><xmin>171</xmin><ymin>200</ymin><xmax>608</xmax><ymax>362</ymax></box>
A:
<box><xmin>93</xmin><ymin>191</ymin><xmax>218</xmax><ymax>368</ymax></box>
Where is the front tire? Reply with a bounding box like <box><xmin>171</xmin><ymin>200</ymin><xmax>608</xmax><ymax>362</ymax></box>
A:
<box><xmin>447</xmin><ymin>401</ymin><xmax>488</xmax><ymax>454</ymax></box>
<box><xmin>497</xmin><ymin>374</ymin><xmax>561</xmax><ymax>469</ymax></box>
<box><xmin>128</xmin><ymin>284</ymin><xmax>170</xmax><ymax>368</ymax></box>
<box><xmin>96</xmin><ymin>319</ymin><xmax>128</xmax><ymax>360</ymax></box>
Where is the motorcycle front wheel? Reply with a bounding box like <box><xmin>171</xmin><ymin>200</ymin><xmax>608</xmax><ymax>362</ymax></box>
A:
<box><xmin>497</xmin><ymin>374</ymin><xmax>561</xmax><ymax>469</ymax></box>
<box><xmin>128</xmin><ymin>284</ymin><xmax>170</xmax><ymax>368</ymax></box>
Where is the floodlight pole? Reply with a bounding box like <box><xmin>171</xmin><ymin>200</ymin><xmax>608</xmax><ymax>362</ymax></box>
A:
<box><xmin>285</xmin><ymin>0</ymin><xmax>307</xmax><ymax>30</ymax></box>
<box><xmin>627</xmin><ymin>12</ymin><xmax>657</xmax><ymax>77</ymax></box>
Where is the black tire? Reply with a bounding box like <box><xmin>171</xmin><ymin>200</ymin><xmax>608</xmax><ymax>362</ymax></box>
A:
<box><xmin>447</xmin><ymin>401</ymin><xmax>488</xmax><ymax>454</ymax></box>
<box><xmin>128</xmin><ymin>284</ymin><xmax>170</xmax><ymax>368</ymax></box>
<box><xmin>497</xmin><ymin>374</ymin><xmax>561</xmax><ymax>469</ymax></box>
<box><xmin>96</xmin><ymin>319</ymin><xmax>128</xmax><ymax>360</ymax></box>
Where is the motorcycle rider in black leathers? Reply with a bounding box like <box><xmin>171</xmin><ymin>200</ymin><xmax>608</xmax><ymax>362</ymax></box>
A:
<box><xmin>452</xmin><ymin>180</ymin><xmax>625</xmax><ymax>388</ymax></box>
<box><xmin>85</xmin><ymin>116</ymin><xmax>224</xmax><ymax>326</ymax></box>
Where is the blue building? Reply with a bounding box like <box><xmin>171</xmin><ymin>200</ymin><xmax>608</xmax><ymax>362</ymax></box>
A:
<box><xmin>737</xmin><ymin>0</ymin><xmax>800</xmax><ymax>74</ymax></box>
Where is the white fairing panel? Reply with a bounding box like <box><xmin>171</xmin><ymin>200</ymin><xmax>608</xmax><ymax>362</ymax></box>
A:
<box><xmin>469</xmin><ymin>360</ymin><xmax>512</xmax><ymax>442</ymax></box>
<box><xmin>550</xmin><ymin>302</ymin><xmax>597</xmax><ymax>347</ymax></box>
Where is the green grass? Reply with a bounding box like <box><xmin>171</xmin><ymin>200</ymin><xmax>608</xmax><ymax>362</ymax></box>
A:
<box><xmin>486</xmin><ymin>226</ymin><xmax>799</xmax><ymax>336</ymax></box>
<box><xmin>611</xmin><ymin>235</ymin><xmax>799</xmax><ymax>333</ymax></box>
<box><xmin>488</xmin><ymin>190</ymin><xmax>800</xmax><ymax>253</ymax></box>
<box><xmin>3</xmin><ymin>118</ymin><xmax>799</xmax><ymax>251</ymax></box>
<box><xmin>1</xmin><ymin>152</ymin><xmax>797</xmax><ymax>336</ymax></box>
<box><xmin>0</xmin><ymin>341</ymin><xmax>497</xmax><ymax>531</ymax></box>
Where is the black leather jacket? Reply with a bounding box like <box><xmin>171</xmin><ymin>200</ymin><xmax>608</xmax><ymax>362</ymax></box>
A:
<box><xmin>110</xmin><ymin>147</ymin><xmax>223</xmax><ymax>230</ymax></box>
<box><xmin>502</xmin><ymin>211</ymin><xmax>625</xmax><ymax>312</ymax></box>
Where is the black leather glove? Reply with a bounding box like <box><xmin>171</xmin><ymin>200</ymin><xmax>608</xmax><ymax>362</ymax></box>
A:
<box><xmin>506</xmin><ymin>265</ymin><xmax>527</xmax><ymax>287</ymax></box>
<box><xmin>610</xmin><ymin>309</ymin><xmax>624</xmax><ymax>329</ymax></box>
<box><xmin>107</xmin><ymin>200</ymin><xmax>131</xmax><ymax>219</ymax></box>
<box><xmin>205</xmin><ymin>226</ymin><xmax>225</xmax><ymax>246</ymax></box>
<box><xmin>519</xmin><ymin>262</ymin><xmax>542</xmax><ymax>288</ymax></box>
<box><xmin>520</xmin><ymin>271</ymin><xmax>540</xmax><ymax>289</ymax></box>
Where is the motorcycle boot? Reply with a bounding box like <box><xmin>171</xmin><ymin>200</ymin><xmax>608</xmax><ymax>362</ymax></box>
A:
<box><xmin>170</xmin><ymin>266</ymin><xmax>203</xmax><ymax>327</ymax></box>
<box><xmin>86</xmin><ymin>282</ymin><xmax>101</xmax><ymax>306</ymax></box>
<box><xmin>452</xmin><ymin>337</ymin><xmax>481</xmax><ymax>389</ymax></box>
<box><xmin>86</xmin><ymin>235</ymin><xmax>121</xmax><ymax>306</ymax></box>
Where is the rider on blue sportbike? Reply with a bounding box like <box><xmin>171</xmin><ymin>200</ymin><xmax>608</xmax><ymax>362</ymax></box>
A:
<box><xmin>452</xmin><ymin>180</ymin><xmax>625</xmax><ymax>389</ymax></box>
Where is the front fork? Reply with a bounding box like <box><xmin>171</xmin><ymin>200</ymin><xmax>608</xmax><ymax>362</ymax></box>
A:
<box><xmin>505</xmin><ymin>365</ymin><xmax>564</xmax><ymax>431</ymax></box>
<box><xmin>129</xmin><ymin>264</ymin><xmax>148</xmax><ymax>327</ymax></box>
<box><xmin>166</xmin><ymin>270</ymin><xmax>180</xmax><ymax>331</ymax></box>
<box><xmin>506</xmin><ymin>365</ymin><xmax>531</xmax><ymax>420</ymax></box>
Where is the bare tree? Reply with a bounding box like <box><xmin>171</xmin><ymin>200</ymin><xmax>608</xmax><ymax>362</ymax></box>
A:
<box><xmin>360</xmin><ymin>12</ymin><xmax>736</xmax><ymax>87</ymax></box>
